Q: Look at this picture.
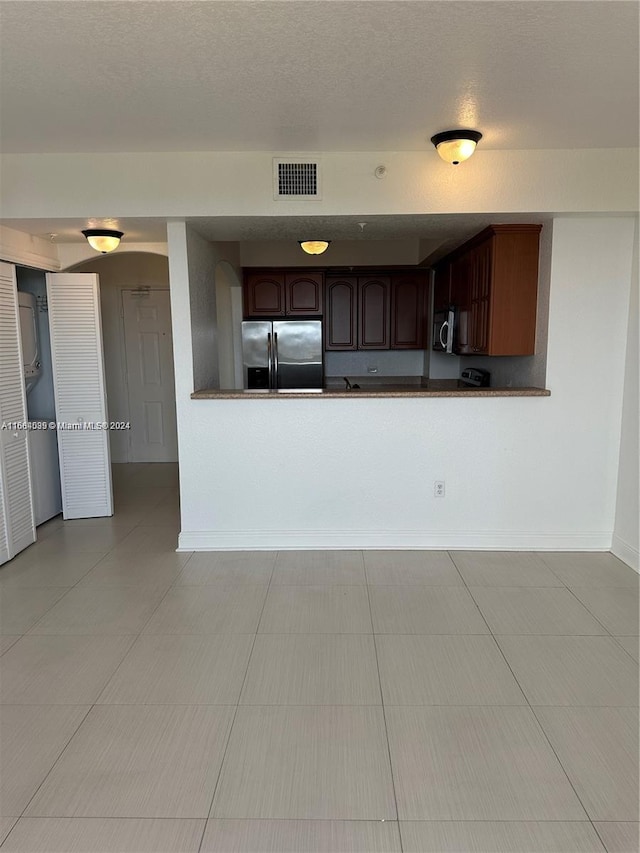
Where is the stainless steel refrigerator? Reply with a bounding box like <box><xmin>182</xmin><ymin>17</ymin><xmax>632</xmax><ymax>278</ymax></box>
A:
<box><xmin>242</xmin><ymin>320</ymin><xmax>323</xmax><ymax>390</ymax></box>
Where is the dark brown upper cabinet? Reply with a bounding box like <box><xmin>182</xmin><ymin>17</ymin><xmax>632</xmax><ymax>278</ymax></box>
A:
<box><xmin>326</xmin><ymin>270</ymin><xmax>428</xmax><ymax>351</ymax></box>
<box><xmin>434</xmin><ymin>225</ymin><xmax>542</xmax><ymax>356</ymax></box>
<box><xmin>245</xmin><ymin>267</ymin><xmax>428</xmax><ymax>351</ymax></box>
<box><xmin>243</xmin><ymin>271</ymin><xmax>323</xmax><ymax>317</ymax></box>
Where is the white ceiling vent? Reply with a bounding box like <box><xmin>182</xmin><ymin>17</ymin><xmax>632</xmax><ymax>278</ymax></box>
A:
<box><xmin>273</xmin><ymin>158</ymin><xmax>322</xmax><ymax>200</ymax></box>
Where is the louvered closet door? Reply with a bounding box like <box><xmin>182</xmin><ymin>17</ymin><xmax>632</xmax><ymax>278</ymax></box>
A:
<box><xmin>0</xmin><ymin>262</ymin><xmax>35</xmax><ymax>564</ymax></box>
<box><xmin>46</xmin><ymin>273</ymin><xmax>113</xmax><ymax>519</ymax></box>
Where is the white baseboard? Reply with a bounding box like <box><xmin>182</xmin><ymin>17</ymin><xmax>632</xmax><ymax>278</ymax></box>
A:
<box><xmin>611</xmin><ymin>534</ymin><xmax>640</xmax><ymax>572</ymax></box>
<box><xmin>178</xmin><ymin>529</ymin><xmax>613</xmax><ymax>552</ymax></box>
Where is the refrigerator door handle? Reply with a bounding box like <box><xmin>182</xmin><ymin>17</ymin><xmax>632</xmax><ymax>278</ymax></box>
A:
<box><xmin>267</xmin><ymin>332</ymin><xmax>273</xmax><ymax>389</ymax></box>
<box><xmin>273</xmin><ymin>332</ymin><xmax>279</xmax><ymax>389</ymax></box>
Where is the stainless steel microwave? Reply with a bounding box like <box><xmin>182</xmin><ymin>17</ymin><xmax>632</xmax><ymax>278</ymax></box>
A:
<box><xmin>432</xmin><ymin>307</ymin><xmax>455</xmax><ymax>354</ymax></box>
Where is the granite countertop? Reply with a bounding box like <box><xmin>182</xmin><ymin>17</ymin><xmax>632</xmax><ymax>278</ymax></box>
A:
<box><xmin>191</xmin><ymin>379</ymin><xmax>550</xmax><ymax>399</ymax></box>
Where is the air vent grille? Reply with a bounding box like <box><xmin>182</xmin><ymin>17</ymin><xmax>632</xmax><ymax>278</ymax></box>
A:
<box><xmin>273</xmin><ymin>158</ymin><xmax>321</xmax><ymax>199</ymax></box>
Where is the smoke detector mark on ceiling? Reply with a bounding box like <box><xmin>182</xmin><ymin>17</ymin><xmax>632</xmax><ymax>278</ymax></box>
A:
<box><xmin>273</xmin><ymin>158</ymin><xmax>322</xmax><ymax>200</ymax></box>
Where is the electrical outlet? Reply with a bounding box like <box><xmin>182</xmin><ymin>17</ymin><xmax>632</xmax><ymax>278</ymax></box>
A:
<box><xmin>434</xmin><ymin>480</ymin><xmax>445</xmax><ymax>498</ymax></box>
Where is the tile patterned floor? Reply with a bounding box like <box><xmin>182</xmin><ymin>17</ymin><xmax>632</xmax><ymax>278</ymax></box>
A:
<box><xmin>0</xmin><ymin>463</ymin><xmax>637</xmax><ymax>852</ymax></box>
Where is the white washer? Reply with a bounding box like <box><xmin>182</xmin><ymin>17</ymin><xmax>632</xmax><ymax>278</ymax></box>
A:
<box><xmin>18</xmin><ymin>291</ymin><xmax>41</xmax><ymax>395</ymax></box>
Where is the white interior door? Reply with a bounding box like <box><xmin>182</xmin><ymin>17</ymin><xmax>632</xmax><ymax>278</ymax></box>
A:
<box><xmin>46</xmin><ymin>273</ymin><xmax>113</xmax><ymax>519</ymax></box>
<box><xmin>122</xmin><ymin>289</ymin><xmax>177</xmax><ymax>463</ymax></box>
<box><xmin>0</xmin><ymin>262</ymin><xmax>35</xmax><ymax>564</ymax></box>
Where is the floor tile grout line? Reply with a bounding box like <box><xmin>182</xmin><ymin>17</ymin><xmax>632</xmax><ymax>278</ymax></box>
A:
<box><xmin>1</xmin><ymin>701</ymin><xmax>637</xmax><ymax>708</ymax></box>
<box><xmin>1</xmin><ymin>816</ymin><xmax>635</xmax><ymax>824</ymax></box>
<box><xmin>610</xmin><ymin>635</ymin><xmax>640</xmax><ymax>663</ymax></box>
<box><xmin>562</xmin><ymin>585</ymin><xmax>629</xmax><ymax>638</ymax></box>
<box><xmin>487</xmin><ymin>625</ymin><xmax>600</xmax><ymax>827</ymax></box>
<box><xmin>196</xmin><ymin>550</ymin><xmax>277</xmax><ymax>852</ymax></box>
<box><xmin>535</xmin><ymin>551</ymin><xmax>640</xmax><ymax>590</ymax></box>
<box><xmin>527</xmin><ymin>704</ymin><xmax>615</xmax><ymax>845</ymax></box>
<box><xmin>590</xmin><ymin>819</ymin><xmax>619</xmax><ymax>853</ymax></box>
<box><xmin>0</xmin><ymin>633</ymin><xmax>139</xmax><ymax>707</ymax></box>
<box><xmin>534</xmin><ymin>552</ymin><xmax>575</xmax><ymax>587</ymax></box>
<box><xmin>443</xmin><ymin>551</ymin><xmax>467</xmax><ymax>587</ymax></box>
<box><xmin>7</xmin><ymin>507</ymin><xmax>637</xmax><ymax>836</ymax></box>
<box><xmin>364</xmin><ymin>566</ymin><xmax>403</xmax><ymax>848</ymax></box>
<box><xmin>448</xmin><ymin>550</ymin><xmax>576</xmax><ymax>591</ymax></box>
<box><xmin>444</xmin><ymin>559</ymin><xmax>536</xmax><ymax>708</ymax></box>
<box><xmin>446</xmin><ymin>554</ymin><xmax>503</xmax><ymax>640</ymax></box>
<box><xmin>11</xmin><ymin>703</ymin><xmax>94</xmax><ymax>822</ymax></box>
<box><xmin>2</xmin><ymin>498</ymin><xmax>171</xmax><ymax>632</ymax></box>
<box><xmin>447</xmin><ymin>550</ymin><xmax>635</xmax><ymax>638</ymax></box>
<box><xmin>4</xmin><ymin>493</ymin><xmax>184</xmax><ymax>823</ymax></box>
<box><xmin>78</xmin><ymin>504</ymin><xmax>200</xmax><ymax>704</ymax></box>
<box><xmin>0</xmin><ymin>816</ymin><xmax>19</xmax><ymax>849</ymax></box>
<box><xmin>447</xmin><ymin>552</ymin><xmax>615</xmax><ymax>830</ymax></box>
<box><xmin>0</xmin><ymin>636</ymin><xmax>22</xmax><ymax>658</ymax></box>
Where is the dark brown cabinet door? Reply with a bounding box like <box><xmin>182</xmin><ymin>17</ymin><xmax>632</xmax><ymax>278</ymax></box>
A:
<box><xmin>433</xmin><ymin>263</ymin><xmax>451</xmax><ymax>312</ymax></box>
<box><xmin>451</xmin><ymin>254</ymin><xmax>471</xmax><ymax>353</ymax></box>
<box><xmin>358</xmin><ymin>276</ymin><xmax>390</xmax><ymax>349</ymax></box>
<box><xmin>390</xmin><ymin>273</ymin><xmax>428</xmax><ymax>349</ymax></box>
<box><xmin>450</xmin><ymin>254</ymin><xmax>470</xmax><ymax>310</ymax></box>
<box><xmin>244</xmin><ymin>273</ymin><xmax>285</xmax><ymax>317</ymax></box>
<box><xmin>285</xmin><ymin>273</ymin><xmax>323</xmax><ymax>316</ymax></box>
<box><xmin>468</xmin><ymin>239</ymin><xmax>492</xmax><ymax>354</ymax></box>
<box><xmin>325</xmin><ymin>276</ymin><xmax>357</xmax><ymax>350</ymax></box>
<box><xmin>489</xmin><ymin>228</ymin><xmax>540</xmax><ymax>355</ymax></box>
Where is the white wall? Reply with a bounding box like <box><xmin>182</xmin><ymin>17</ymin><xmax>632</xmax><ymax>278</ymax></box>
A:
<box><xmin>214</xmin><ymin>256</ymin><xmax>242</xmax><ymax>390</ymax></box>
<box><xmin>167</xmin><ymin>224</ymin><xmax>243</xmax><ymax>394</ymax></box>
<box><xmin>174</xmin><ymin>217</ymin><xmax>636</xmax><ymax>552</ymax></box>
<box><xmin>186</xmin><ymin>227</ymin><xmax>220</xmax><ymax>392</ymax></box>
<box><xmin>2</xmin><ymin>150</ymin><xmax>637</xmax><ymax>219</ymax></box>
<box><xmin>613</xmin><ymin>218</ymin><xmax>639</xmax><ymax>570</ymax></box>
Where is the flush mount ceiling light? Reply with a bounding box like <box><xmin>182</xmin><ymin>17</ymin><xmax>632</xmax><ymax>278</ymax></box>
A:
<box><xmin>299</xmin><ymin>240</ymin><xmax>330</xmax><ymax>255</ymax></box>
<box><xmin>430</xmin><ymin>130</ymin><xmax>483</xmax><ymax>165</ymax></box>
<box><xmin>82</xmin><ymin>228</ymin><xmax>124</xmax><ymax>253</ymax></box>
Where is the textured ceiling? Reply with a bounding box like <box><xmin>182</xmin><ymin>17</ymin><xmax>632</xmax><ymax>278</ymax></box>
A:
<box><xmin>4</xmin><ymin>213</ymin><xmax>551</xmax><ymax>263</ymax></box>
<box><xmin>1</xmin><ymin>0</ymin><xmax>638</xmax><ymax>154</ymax></box>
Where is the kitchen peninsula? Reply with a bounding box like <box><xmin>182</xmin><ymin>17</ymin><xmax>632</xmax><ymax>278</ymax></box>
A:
<box><xmin>168</xmin><ymin>216</ymin><xmax>633</xmax><ymax>558</ymax></box>
<box><xmin>191</xmin><ymin>384</ymin><xmax>550</xmax><ymax>399</ymax></box>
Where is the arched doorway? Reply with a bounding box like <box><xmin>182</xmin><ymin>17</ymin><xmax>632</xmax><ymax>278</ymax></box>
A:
<box><xmin>68</xmin><ymin>252</ymin><xmax>177</xmax><ymax>464</ymax></box>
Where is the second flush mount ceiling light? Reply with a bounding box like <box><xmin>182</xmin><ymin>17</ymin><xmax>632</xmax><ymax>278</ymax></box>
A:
<box><xmin>299</xmin><ymin>240</ymin><xmax>331</xmax><ymax>255</ymax></box>
<box><xmin>431</xmin><ymin>130</ymin><xmax>482</xmax><ymax>165</ymax></box>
